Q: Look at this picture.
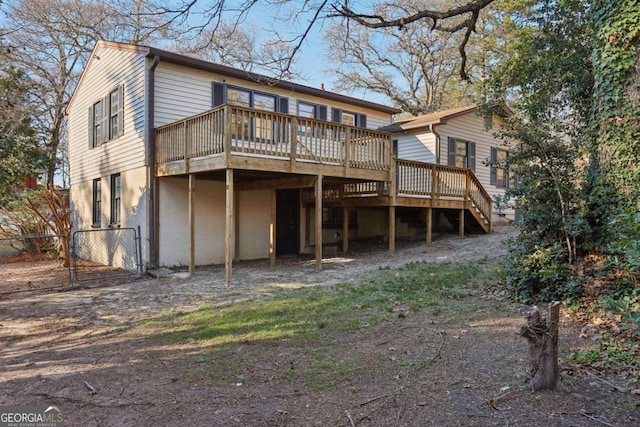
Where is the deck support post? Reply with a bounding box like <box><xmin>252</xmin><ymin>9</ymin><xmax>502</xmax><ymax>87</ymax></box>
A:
<box><xmin>225</xmin><ymin>168</ymin><xmax>234</xmax><ymax>284</ymax></box>
<box><xmin>426</xmin><ymin>207</ymin><xmax>433</xmax><ymax>244</ymax></box>
<box><xmin>315</xmin><ymin>175</ymin><xmax>323</xmax><ymax>272</ymax></box>
<box><xmin>188</xmin><ymin>173</ymin><xmax>195</xmax><ymax>276</ymax></box>
<box><xmin>270</xmin><ymin>189</ymin><xmax>276</xmax><ymax>269</ymax></box>
<box><xmin>459</xmin><ymin>209</ymin><xmax>465</xmax><ymax>236</ymax></box>
<box><xmin>342</xmin><ymin>207</ymin><xmax>349</xmax><ymax>254</ymax></box>
<box><xmin>389</xmin><ymin>206</ymin><xmax>396</xmax><ymax>254</ymax></box>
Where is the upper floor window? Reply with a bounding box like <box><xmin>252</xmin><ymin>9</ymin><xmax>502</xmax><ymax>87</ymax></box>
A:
<box><xmin>89</xmin><ymin>84</ymin><xmax>124</xmax><ymax>148</ymax></box>
<box><xmin>491</xmin><ymin>148</ymin><xmax>513</xmax><ymax>188</ymax></box>
<box><xmin>447</xmin><ymin>137</ymin><xmax>476</xmax><ymax>171</ymax></box>
<box><xmin>332</xmin><ymin>108</ymin><xmax>367</xmax><ymax>128</ymax></box>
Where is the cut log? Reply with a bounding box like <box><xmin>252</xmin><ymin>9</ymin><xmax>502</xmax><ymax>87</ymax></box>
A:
<box><xmin>519</xmin><ymin>301</ymin><xmax>561</xmax><ymax>391</ymax></box>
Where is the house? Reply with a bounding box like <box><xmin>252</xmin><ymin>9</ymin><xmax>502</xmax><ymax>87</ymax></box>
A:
<box><xmin>382</xmin><ymin>105</ymin><xmax>516</xmax><ymax>220</ymax></box>
<box><xmin>67</xmin><ymin>41</ymin><xmax>500</xmax><ymax>284</ymax></box>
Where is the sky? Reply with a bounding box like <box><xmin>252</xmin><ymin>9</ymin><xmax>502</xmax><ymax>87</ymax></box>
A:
<box><xmin>185</xmin><ymin>0</ymin><xmax>392</xmax><ymax>106</ymax></box>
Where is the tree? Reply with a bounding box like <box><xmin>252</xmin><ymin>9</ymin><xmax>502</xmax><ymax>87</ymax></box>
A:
<box><xmin>324</xmin><ymin>1</ymin><xmax>473</xmax><ymax>115</ymax></box>
<box><xmin>0</xmin><ymin>63</ymin><xmax>45</xmax><ymax>201</ymax></box>
<box><xmin>0</xmin><ymin>0</ymin><xmax>175</xmax><ymax>188</ymax></box>
<box><xmin>486</xmin><ymin>0</ymin><xmax>594</xmax><ymax>301</ymax></box>
<box><xmin>154</xmin><ymin>0</ymin><xmax>497</xmax><ymax>80</ymax></box>
<box><xmin>171</xmin><ymin>22</ymin><xmax>300</xmax><ymax>79</ymax></box>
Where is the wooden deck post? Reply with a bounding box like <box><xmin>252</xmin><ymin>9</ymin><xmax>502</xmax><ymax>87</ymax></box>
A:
<box><xmin>315</xmin><ymin>175</ymin><xmax>323</xmax><ymax>272</ymax></box>
<box><xmin>188</xmin><ymin>173</ymin><xmax>195</xmax><ymax>276</ymax></box>
<box><xmin>270</xmin><ymin>189</ymin><xmax>276</xmax><ymax>269</ymax></box>
<box><xmin>459</xmin><ymin>209</ymin><xmax>465</xmax><ymax>236</ymax></box>
<box><xmin>389</xmin><ymin>206</ymin><xmax>396</xmax><ymax>254</ymax></box>
<box><xmin>290</xmin><ymin>116</ymin><xmax>298</xmax><ymax>172</ymax></box>
<box><xmin>225</xmin><ymin>168</ymin><xmax>234</xmax><ymax>284</ymax></box>
<box><xmin>426</xmin><ymin>207</ymin><xmax>433</xmax><ymax>244</ymax></box>
<box><xmin>342</xmin><ymin>207</ymin><xmax>349</xmax><ymax>254</ymax></box>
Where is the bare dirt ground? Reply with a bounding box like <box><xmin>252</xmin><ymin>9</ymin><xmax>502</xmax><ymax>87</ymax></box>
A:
<box><xmin>1</xmin><ymin>223</ymin><xmax>639</xmax><ymax>426</ymax></box>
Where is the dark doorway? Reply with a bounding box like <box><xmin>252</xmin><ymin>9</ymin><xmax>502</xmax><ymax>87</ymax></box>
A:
<box><xmin>276</xmin><ymin>189</ymin><xmax>300</xmax><ymax>255</ymax></box>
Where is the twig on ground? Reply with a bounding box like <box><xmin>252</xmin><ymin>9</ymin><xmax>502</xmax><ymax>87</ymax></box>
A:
<box><xmin>580</xmin><ymin>411</ymin><xmax>617</xmax><ymax>427</ymax></box>
<box><xmin>345</xmin><ymin>410</ymin><xmax>356</xmax><ymax>427</ymax></box>
<box><xmin>587</xmin><ymin>371</ymin><xmax>629</xmax><ymax>393</ymax></box>
<box><xmin>359</xmin><ymin>387</ymin><xmax>404</xmax><ymax>407</ymax></box>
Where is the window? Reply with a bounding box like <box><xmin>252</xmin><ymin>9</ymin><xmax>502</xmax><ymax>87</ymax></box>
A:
<box><xmin>88</xmin><ymin>84</ymin><xmax>124</xmax><ymax>148</ymax></box>
<box><xmin>341</xmin><ymin>112</ymin><xmax>356</xmax><ymax>126</ymax></box>
<box><xmin>447</xmin><ymin>137</ymin><xmax>476</xmax><ymax>171</ymax></box>
<box><xmin>92</xmin><ymin>178</ymin><xmax>101</xmax><ymax>227</ymax></box>
<box><xmin>92</xmin><ymin>101</ymin><xmax>102</xmax><ymax>147</ymax></box>
<box><xmin>216</xmin><ymin>84</ymin><xmax>282</xmax><ymax>140</ymax></box>
<box><xmin>491</xmin><ymin>148</ymin><xmax>512</xmax><ymax>188</ymax></box>
<box><xmin>297</xmin><ymin>101</ymin><xmax>328</xmax><ymax>120</ymax></box>
<box><xmin>331</xmin><ymin>108</ymin><xmax>367</xmax><ymax>128</ymax></box>
<box><xmin>110</xmin><ymin>174</ymin><xmax>121</xmax><ymax>225</ymax></box>
<box><xmin>109</xmin><ymin>87</ymin><xmax>120</xmax><ymax>138</ymax></box>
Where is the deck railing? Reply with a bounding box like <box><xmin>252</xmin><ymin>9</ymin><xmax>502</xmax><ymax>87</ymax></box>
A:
<box><xmin>306</xmin><ymin>160</ymin><xmax>492</xmax><ymax>225</ymax></box>
<box><xmin>155</xmin><ymin>105</ymin><xmax>391</xmax><ymax>171</ymax></box>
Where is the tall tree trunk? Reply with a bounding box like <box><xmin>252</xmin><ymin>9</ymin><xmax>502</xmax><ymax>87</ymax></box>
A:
<box><xmin>589</xmin><ymin>0</ymin><xmax>640</xmax><ymax>227</ymax></box>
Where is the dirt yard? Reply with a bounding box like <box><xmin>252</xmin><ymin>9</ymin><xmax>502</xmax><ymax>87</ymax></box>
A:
<box><xmin>1</xmin><ymin>223</ymin><xmax>639</xmax><ymax>426</ymax></box>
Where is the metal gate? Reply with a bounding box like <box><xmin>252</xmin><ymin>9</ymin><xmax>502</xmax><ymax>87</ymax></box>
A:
<box><xmin>72</xmin><ymin>227</ymin><xmax>142</xmax><ymax>282</ymax></box>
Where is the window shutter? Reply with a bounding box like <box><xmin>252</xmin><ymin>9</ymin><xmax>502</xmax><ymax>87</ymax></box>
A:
<box><xmin>88</xmin><ymin>106</ymin><xmax>94</xmax><ymax>148</ymax></box>
<box><xmin>278</xmin><ymin>97</ymin><xmax>289</xmax><ymax>114</ymax></box>
<box><xmin>101</xmin><ymin>96</ymin><xmax>109</xmax><ymax>143</ymax></box>
<box><xmin>490</xmin><ymin>147</ymin><xmax>497</xmax><ymax>185</ymax></box>
<box><xmin>212</xmin><ymin>82</ymin><xmax>225</xmax><ymax>107</ymax></box>
<box><xmin>468</xmin><ymin>142</ymin><xmax>476</xmax><ymax>171</ymax></box>
<box><xmin>117</xmin><ymin>84</ymin><xmax>125</xmax><ymax>137</ymax></box>
<box><xmin>447</xmin><ymin>137</ymin><xmax>456</xmax><ymax>166</ymax></box>
<box><xmin>317</xmin><ymin>105</ymin><xmax>327</xmax><ymax>121</ymax></box>
<box><xmin>332</xmin><ymin>108</ymin><xmax>342</xmax><ymax>123</ymax></box>
<box><xmin>357</xmin><ymin>113</ymin><xmax>367</xmax><ymax>128</ymax></box>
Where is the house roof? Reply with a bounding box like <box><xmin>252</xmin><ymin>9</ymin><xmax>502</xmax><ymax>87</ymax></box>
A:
<box><xmin>378</xmin><ymin>104</ymin><xmax>512</xmax><ymax>133</ymax></box>
<box><xmin>68</xmin><ymin>40</ymin><xmax>402</xmax><ymax>115</ymax></box>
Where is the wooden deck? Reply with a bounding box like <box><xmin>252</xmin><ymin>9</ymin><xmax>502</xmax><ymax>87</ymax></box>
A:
<box><xmin>155</xmin><ymin>105</ymin><xmax>492</xmax><ymax>282</ymax></box>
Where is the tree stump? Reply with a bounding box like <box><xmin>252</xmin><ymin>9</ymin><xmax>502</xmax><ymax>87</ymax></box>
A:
<box><xmin>519</xmin><ymin>301</ymin><xmax>561</xmax><ymax>391</ymax></box>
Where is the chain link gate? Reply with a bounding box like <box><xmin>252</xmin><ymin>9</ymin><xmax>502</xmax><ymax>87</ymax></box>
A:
<box><xmin>72</xmin><ymin>227</ymin><xmax>142</xmax><ymax>282</ymax></box>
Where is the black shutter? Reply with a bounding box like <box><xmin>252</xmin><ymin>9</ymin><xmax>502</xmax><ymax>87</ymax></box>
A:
<box><xmin>490</xmin><ymin>147</ymin><xmax>497</xmax><ymax>185</ymax></box>
<box><xmin>88</xmin><ymin>106</ymin><xmax>94</xmax><ymax>148</ymax></box>
<box><xmin>332</xmin><ymin>108</ymin><xmax>342</xmax><ymax>123</ymax></box>
<box><xmin>317</xmin><ymin>105</ymin><xmax>327</xmax><ymax>121</ymax></box>
<box><xmin>468</xmin><ymin>142</ymin><xmax>476</xmax><ymax>171</ymax></box>
<box><xmin>212</xmin><ymin>82</ymin><xmax>225</xmax><ymax>107</ymax></box>
<box><xmin>447</xmin><ymin>137</ymin><xmax>456</xmax><ymax>166</ymax></box>
<box><xmin>117</xmin><ymin>84</ymin><xmax>125</xmax><ymax>137</ymax></box>
<box><xmin>357</xmin><ymin>113</ymin><xmax>367</xmax><ymax>128</ymax></box>
<box><xmin>278</xmin><ymin>97</ymin><xmax>289</xmax><ymax>114</ymax></box>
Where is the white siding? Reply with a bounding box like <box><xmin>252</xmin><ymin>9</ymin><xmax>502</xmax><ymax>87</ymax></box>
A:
<box><xmin>68</xmin><ymin>45</ymin><xmax>150</xmax><ymax>265</ymax></box>
<box><xmin>154</xmin><ymin>62</ymin><xmax>394</xmax><ymax>129</ymax></box>
<box><xmin>396</xmin><ymin>132</ymin><xmax>436</xmax><ymax>163</ymax></box>
<box><xmin>436</xmin><ymin>113</ymin><xmax>515</xmax><ymax>218</ymax></box>
<box><xmin>68</xmin><ymin>46</ymin><xmax>147</xmax><ymax>185</ymax></box>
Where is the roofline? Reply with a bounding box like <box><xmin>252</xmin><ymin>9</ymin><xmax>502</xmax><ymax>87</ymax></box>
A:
<box><xmin>398</xmin><ymin>103</ymin><xmax>512</xmax><ymax>131</ymax></box>
<box><xmin>144</xmin><ymin>45</ymin><xmax>401</xmax><ymax>114</ymax></box>
<box><xmin>68</xmin><ymin>40</ymin><xmax>402</xmax><ymax>115</ymax></box>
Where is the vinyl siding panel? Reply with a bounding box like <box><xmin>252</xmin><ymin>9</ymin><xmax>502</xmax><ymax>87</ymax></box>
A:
<box><xmin>396</xmin><ymin>132</ymin><xmax>437</xmax><ymax>163</ymax></box>
<box><xmin>154</xmin><ymin>62</ymin><xmax>394</xmax><ymax>129</ymax></box>
<box><xmin>68</xmin><ymin>45</ymin><xmax>147</xmax><ymax>185</ymax></box>
<box><xmin>436</xmin><ymin>113</ymin><xmax>514</xmax><ymax>217</ymax></box>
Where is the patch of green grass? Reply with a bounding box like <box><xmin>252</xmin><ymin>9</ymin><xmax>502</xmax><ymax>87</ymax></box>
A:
<box><xmin>141</xmin><ymin>259</ymin><xmax>498</xmax><ymax>388</ymax></box>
